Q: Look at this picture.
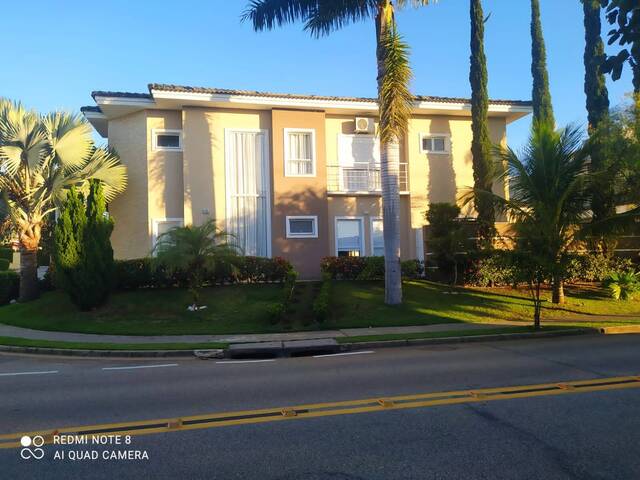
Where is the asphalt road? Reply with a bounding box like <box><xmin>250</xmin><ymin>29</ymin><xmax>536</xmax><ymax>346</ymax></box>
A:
<box><xmin>1</xmin><ymin>334</ymin><xmax>640</xmax><ymax>479</ymax></box>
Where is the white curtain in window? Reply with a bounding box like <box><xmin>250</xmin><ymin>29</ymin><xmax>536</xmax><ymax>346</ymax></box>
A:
<box><xmin>227</xmin><ymin>131</ymin><xmax>269</xmax><ymax>257</ymax></box>
<box><xmin>336</xmin><ymin>219</ymin><xmax>363</xmax><ymax>256</ymax></box>
<box><xmin>287</xmin><ymin>132</ymin><xmax>313</xmax><ymax>175</ymax></box>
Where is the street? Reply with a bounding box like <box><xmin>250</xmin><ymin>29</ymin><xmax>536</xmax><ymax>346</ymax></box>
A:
<box><xmin>1</xmin><ymin>334</ymin><xmax>640</xmax><ymax>479</ymax></box>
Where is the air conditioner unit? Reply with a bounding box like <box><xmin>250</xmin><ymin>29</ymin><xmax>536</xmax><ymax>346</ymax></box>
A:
<box><xmin>354</xmin><ymin>117</ymin><xmax>375</xmax><ymax>134</ymax></box>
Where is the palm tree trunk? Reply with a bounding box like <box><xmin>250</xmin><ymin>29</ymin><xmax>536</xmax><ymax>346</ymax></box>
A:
<box><xmin>552</xmin><ymin>274</ymin><xmax>565</xmax><ymax>305</ymax></box>
<box><xmin>376</xmin><ymin>3</ymin><xmax>403</xmax><ymax>305</ymax></box>
<box><xmin>19</xmin><ymin>248</ymin><xmax>39</xmax><ymax>302</ymax></box>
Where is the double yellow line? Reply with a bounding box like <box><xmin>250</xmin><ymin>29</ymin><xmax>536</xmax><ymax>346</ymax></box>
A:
<box><xmin>2</xmin><ymin>375</ymin><xmax>639</xmax><ymax>449</ymax></box>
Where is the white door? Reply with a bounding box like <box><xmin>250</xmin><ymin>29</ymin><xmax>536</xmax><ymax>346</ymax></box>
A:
<box><xmin>225</xmin><ymin>130</ymin><xmax>271</xmax><ymax>257</ymax></box>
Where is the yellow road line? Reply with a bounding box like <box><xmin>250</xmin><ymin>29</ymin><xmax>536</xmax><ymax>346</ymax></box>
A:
<box><xmin>1</xmin><ymin>375</ymin><xmax>638</xmax><ymax>449</ymax></box>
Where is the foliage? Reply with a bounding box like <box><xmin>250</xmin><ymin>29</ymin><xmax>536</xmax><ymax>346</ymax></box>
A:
<box><xmin>0</xmin><ymin>259</ymin><xmax>9</xmax><ymax>271</ymax></box>
<box><xmin>0</xmin><ymin>270</ymin><xmax>19</xmax><ymax>305</ymax></box>
<box><xmin>357</xmin><ymin>256</ymin><xmax>385</xmax><ymax>280</ymax></box>
<box><xmin>603</xmin><ymin>270</ymin><xmax>640</xmax><ymax>300</ymax></box>
<box><xmin>321</xmin><ymin>256</ymin><xmax>367</xmax><ymax>280</ymax></box>
<box><xmin>268</xmin><ymin>269</ymin><xmax>299</xmax><ymax>323</ymax></box>
<box><xmin>0</xmin><ymin>246</ymin><xmax>12</xmax><ymax>262</ymax></box>
<box><xmin>602</xmin><ymin>0</ymin><xmax>640</xmax><ymax>92</ymax></box>
<box><xmin>0</xmin><ymin>98</ymin><xmax>127</xmax><ymax>301</ymax></box>
<box><xmin>465</xmin><ymin>250</ymin><xmax>518</xmax><ymax>287</ymax></box>
<box><xmin>530</xmin><ymin>0</ymin><xmax>555</xmax><ymax>127</ymax></box>
<box><xmin>153</xmin><ymin>220</ymin><xmax>241</xmax><ymax>306</ymax></box>
<box><xmin>469</xmin><ymin>0</ymin><xmax>496</xmax><ymax>247</ymax></box>
<box><xmin>565</xmin><ymin>253</ymin><xmax>634</xmax><ymax>283</ymax></box>
<box><xmin>313</xmin><ymin>274</ymin><xmax>332</xmax><ymax>322</ymax></box>
<box><xmin>425</xmin><ymin>203</ymin><xmax>469</xmax><ymax>284</ymax></box>
<box><xmin>401</xmin><ymin>259</ymin><xmax>424</xmax><ymax>279</ymax></box>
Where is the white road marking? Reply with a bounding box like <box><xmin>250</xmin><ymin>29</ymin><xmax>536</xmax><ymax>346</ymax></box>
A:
<box><xmin>102</xmin><ymin>363</ymin><xmax>179</xmax><ymax>371</ymax></box>
<box><xmin>313</xmin><ymin>351</ymin><xmax>375</xmax><ymax>358</ymax></box>
<box><xmin>215</xmin><ymin>359</ymin><xmax>276</xmax><ymax>364</ymax></box>
<box><xmin>0</xmin><ymin>370</ymin><xmax>59</xmax><ymax>377</ymax></box>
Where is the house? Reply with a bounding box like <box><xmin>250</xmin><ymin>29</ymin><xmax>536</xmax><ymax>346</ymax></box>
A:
<box><xmin>82</xmin><ymin>83</ymin><xmax>532</xmax><ymax>279</ymax></box>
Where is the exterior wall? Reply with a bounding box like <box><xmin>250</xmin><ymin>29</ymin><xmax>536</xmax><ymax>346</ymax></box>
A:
<box><xmin>108</xmin><ymin>111</ymin><xmax>150</xmax><ymax>259</ymax></box>
<box><xmin>271</xmin><ymin>109</ymin><xmax>329</xmax><ymax>280</ymax></box>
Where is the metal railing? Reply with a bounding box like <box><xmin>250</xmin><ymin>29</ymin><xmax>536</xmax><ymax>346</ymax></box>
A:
<box><xmin>327</xmin><ymin>163</ymin><xmax>409</xmax><ymax>193</ymax></box>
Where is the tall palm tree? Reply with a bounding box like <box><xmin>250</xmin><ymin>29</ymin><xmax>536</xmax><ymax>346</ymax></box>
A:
<box><xmin>243</xmin><ymin>0</ymin><xmax>431</xmax><ymax>305</ymax></box>
<box><xmin>0</xmin><ymin>99</ymin><xmax>127</xmax><ymax>302</ymax></box>
<box><xmin>480</xmin><ymin>123</ymin><xmax>592</xmax><ymax>305</ymax></box>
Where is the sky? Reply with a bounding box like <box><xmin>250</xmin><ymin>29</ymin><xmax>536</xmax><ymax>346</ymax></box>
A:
<box><xmin>0</xmin><ymin>0</ymin><xmax>636</xmax><ymax>150</ymax></box>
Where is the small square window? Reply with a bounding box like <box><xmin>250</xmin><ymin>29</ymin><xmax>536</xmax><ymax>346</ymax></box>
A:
<box><xmin>421</xmin><ymin>135</ymin><xmax>448</xmax><ymax>154</ymax></box>
<box><xmin>153</xmin><ymin>129</ymin><xmax>182</xmax><ymax>151</ymax></box>
<box><xmin>286</xmin><ymin>216</ymin><xmax>318</xmax><ymax>238</ymax></box>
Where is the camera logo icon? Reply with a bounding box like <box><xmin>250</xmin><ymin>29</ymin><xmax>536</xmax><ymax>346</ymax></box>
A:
<box><xmin>20</xmin><ymin>435</ymin><xmax>45</xmax><ymax>460</ymax></box>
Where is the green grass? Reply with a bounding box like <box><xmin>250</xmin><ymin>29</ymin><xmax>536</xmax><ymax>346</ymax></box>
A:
<box><xmin>0</xmin><ymin>336</ymin><xmax>227</xmax><ymax>350</ymax></box>
<box><xmin>336</xmin><ymin>326</ymin><xmax>584</xmax><ymax>344</ymax></box>
<box><xmin>0</xmin><ymin>280</ymin><xmax>638</xmax><ymax>337</ymax></box>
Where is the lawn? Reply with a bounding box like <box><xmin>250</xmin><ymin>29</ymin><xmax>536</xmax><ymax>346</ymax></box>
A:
<box><xmin>0</xmin><ymin>280</ymin><xmax>638</xmax><ymax>336</ymax></box>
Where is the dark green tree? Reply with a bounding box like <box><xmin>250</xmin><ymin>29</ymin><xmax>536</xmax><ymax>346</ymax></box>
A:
<box><xmin>583</xmin><ymin>0</ymin><xmax>615</xmax><ymax>254</ymax></box>
<box><xmin>77</xmin><ymin>180</ymin><xmax>115</xmax><ymax>310</ymax></box>
<box><xmin>53</xmin><ymin>187</ymin><xmax>86</xmax><ymax>298</ymax></box>
<box><xmin>530</xmin><ymin>0</ymin><xmax>555</xmax><ymax>127</ymax></box>
<box><xmin>469</xmin><ymin>0</ymin><xmax>496</xmax><ymax>249</ymax></box>
<box><xmin>602</xmin><ymin>0</ymin><xmax>640</xmax><ymax>93</ymax></box>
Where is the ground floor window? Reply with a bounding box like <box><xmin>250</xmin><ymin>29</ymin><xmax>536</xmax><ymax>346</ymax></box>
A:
<box><xmin>371</xmin><ymin>217</ymin><xmax>384</xmax><ymax>256</ymax></box>
<box><xmin>335</xmin><ymin>218</ymin><xmax>364</xmax><ymax>257</ymax></box>
<box><xmin>152</xmin><ymin>218</ymin><xmax>183</xmax><ymax>249</ymax></box>
<box><xmin>286</xmin><ymin>216</ymin><xmax>318</xmax><ymax>238</ymax></box>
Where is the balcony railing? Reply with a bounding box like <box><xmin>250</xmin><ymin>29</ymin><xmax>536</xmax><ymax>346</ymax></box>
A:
<box><xmin>327</xmin><ymin>163</ymin><xmax>409</xmax><ymax>194</ymax></box>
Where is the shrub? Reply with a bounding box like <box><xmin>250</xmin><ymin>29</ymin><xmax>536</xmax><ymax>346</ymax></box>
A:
<box><xmin>356</xmin><ymin>256</ymin><xmax>385</xmax><ymax>280</ymax></box>
<box><xmin>322</xmin><ymin>256</ymin><xmax>424</xmax><ymax>280</ymax></box>
<box><xmin>565</xmin><ymin>253</ymin><xmax>634</xmax><ymax>283</ymax></box>
<box><xmin>0</xmin><ymin>246</ymin><xmax>13</xmax><ymax>262</ymax></box>
<box><xmin>603</xmin><ymin>271</ymin><xmax>640</xmax><ymax>300</ymax></box>
<box><xmin>313</xmin><ymin>274</ymin><xmax>332</xmax><ymax>322</ymax></box>
<box><xmin>0</xmin><ymin>270</ymin><xmax>19</xmax><ymax>305</ymax></box>
<box><xmin>0</xmin><ymin>258</ymin><xmax>9</xmax><ymax>271</ymax></box>
<box><xmin>465</xmin><ymin>251</ymin><xmax>517</xmax><ymax>287</ymax></box>
<box><xmin>401</xmin><ymin>259</ymin><xmax>424</xmax><ymax>279</ymax></box>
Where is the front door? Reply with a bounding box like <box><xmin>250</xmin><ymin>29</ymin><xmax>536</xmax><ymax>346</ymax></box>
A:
<box><xmin>225</xmin><ymin>129</ymin><xmax>271</xmax><ymax>257</ymax></box>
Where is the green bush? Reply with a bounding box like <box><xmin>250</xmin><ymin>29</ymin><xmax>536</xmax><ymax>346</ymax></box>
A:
<box><xmin>0</xmin><ymin>258</ymin><xmax>10</xmax><ymax>271</ymax></box>
<box><xmin>322</xmin><ymin>256</ymin><xmax>424</xmax><ymax>280</ymax></box>
<box><xmin>565</xmin><ymin>253</ymin><xmax>634</xmax><ymax>283</ymax></box>
<box><xmin>356</xmin><ymin>256</ymin><xmax>385</xmax><ymax>280</ymax></box>
<box><xmin>0</xmin><ymin>270</ymin><xmax>19</xmax><ymax>305</ymax></box>
<box><xmin>313</xmin><ymin>275</ymin><xmax>332</xmax><ymax>322</ymax></box>
<box><xmin>465</xmin><ymin>251</ymin><xmax>518</xmax><ymax>287</ymax></box>
<box><xmin>401</xmin><ymin>259</ymin><xmax>424</xmax><ymax>279</ymax></box>
<box><xmin>0</xmin><ymin>247</ymin><xmax>13</xmax><ymax>262</ymax></box>
<box><xmin>603</xmin><ymin>271</ymin><xmax>640</xmax><ymax>300</ymax></box>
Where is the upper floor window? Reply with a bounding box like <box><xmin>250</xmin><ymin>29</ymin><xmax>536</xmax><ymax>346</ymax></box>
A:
<box><xmin>284</xmin><ymin>128</ymin><xmax>316</xmax><ymax>176</ymax></box>
<box><xmin>420</xmin><ymin>134</ymin><xmax>449</xmax><ymax>154</ymax></box>
<box><xmin>152</xmin><ymin>129</ymin><xmax>183</xmax><ymax>151</ymax></box>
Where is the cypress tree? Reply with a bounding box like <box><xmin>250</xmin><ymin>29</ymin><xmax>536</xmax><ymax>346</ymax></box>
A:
<box><xmin>583</xmin><ymin>0</ymin><xmax>615</xmax><ymax>253</ymax></box>
<box><xmin>470</xmin><ymin>0</ymin><xmax>496</xmax><ymax>248</ymax></box>
<box><xmin>531</xmin><ymin>0</ymin><xmax>555</xmax><ymax>127</ymax></box>
<box><xmin>53</xmin><ymin>187</ymin><xmax>86</xmax><ymax>295</ymax></box>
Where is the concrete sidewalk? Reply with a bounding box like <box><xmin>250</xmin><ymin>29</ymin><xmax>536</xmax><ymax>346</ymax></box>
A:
<box><xmin>0</xmin><ymin>322</ymin><xmax>519</xmax><ymax>345</ymax></box>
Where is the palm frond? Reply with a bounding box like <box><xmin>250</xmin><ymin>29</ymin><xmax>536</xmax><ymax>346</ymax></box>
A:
<box><xmin>242</xmin><ymin>0</ymin><xmax>317</xmax><ymax>30</ymax></box>
<box><xmin>42</xmin><ymin>112</ymin><xmax>93</xmax><ymax>169</ymax></box>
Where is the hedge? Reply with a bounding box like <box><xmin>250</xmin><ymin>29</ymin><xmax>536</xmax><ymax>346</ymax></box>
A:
<box><xmin>115</xmin><ymin>256</ymin><xmax>295</xmax><ymax>291</ymax></box>
<box><xmin>0</xmin><ymin>247</ymin><xmax>13</xmax><ymax>263</ymax></box>
<box><xmin>0</xmin><ymin>271</ymin><xmax>19</xmax><ymax>305</ymax></box>
<box><xmin>0</xmin><ymin>258</ymin><xmax>10</xmax><ymax>271</ymax></box>
<box><xmin>312</xmin><ymin>274</ymin><xmax>331</xmax><ymax>322</ymax></box>
<box><xmin>320</xmin><ymin>256</ymin><xmax>424</xmax><ymax>280</ymax></box>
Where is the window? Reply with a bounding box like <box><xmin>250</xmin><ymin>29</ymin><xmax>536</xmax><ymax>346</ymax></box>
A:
<box><xmin>152</xmin><ymin>129</ymin><xmax>182</xmax><ymax>151</ymax></box>
<box><xmin>337</xmin><ymin>134</ymin><xmax>381</xmax><ymax>191</ymax></box>
<box><xmin>420</xmin><ymin>134</ymin><xmax>449</xmax><ymax>154</ymax></box>
<box><xmin>286</xmin><ymin>216</ymin><xmax>318</xmax><ymax>238</ymax></box>
<box><xmin>335</xmin><ymin>218</ymin><xmax>364</xmax><ymax>257</ymax></box>
<box><xmin>371</xmin><ymin>218</ymin><xmax>384</xmax><ymax>256</ymax></box>
<box><xmin>285</xmin><ymin>129</ymin><xmax>316</xmax><ymax>176</ymax></box>
<box><xmin>152</xmin><ymin>218</ymin><xmax>183</xmax><ymax>249</ymax></box>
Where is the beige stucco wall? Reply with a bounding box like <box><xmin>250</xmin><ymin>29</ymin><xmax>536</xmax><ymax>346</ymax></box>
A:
<box><xmin>271</xmin><ymin>109</ymin><xmax>329</xmax><ymax>279</ymax></box>
<box><xmin>108</xmin><ymin>111</ymin><xmax>150</xmax><ymax>259</ymax></box>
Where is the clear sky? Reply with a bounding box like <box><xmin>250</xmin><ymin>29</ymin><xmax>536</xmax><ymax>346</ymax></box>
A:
<box><xmin>0</xmin><ymin>0</ymin><xmax>635</xmax><ymax>150</ymax></box>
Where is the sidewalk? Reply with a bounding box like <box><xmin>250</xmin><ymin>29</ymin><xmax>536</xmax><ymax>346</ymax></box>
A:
<box><xmin>0</xmin><ymin>322</ymin><xmax>519</xmax><ymax>345</ymax></box>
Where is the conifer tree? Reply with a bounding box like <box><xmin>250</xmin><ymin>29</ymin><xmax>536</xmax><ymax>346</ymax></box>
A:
<box><xmin>53</xmin><ymin>187</ymin><xmax>85</xmax><ymax>296</ymax></box>
<box><xmin>470</xmin><ymin>0</ymin><xmax>496</xmax><ymax>248</ymax></box>
<box><xmin>531</xmin><ymin>0</ymin><xmax>555</xmax><ymax>127</ymax></box>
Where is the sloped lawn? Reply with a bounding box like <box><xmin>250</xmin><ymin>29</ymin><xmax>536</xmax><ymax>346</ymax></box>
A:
<box><xmin>0</xmin><ymin>280</ymin><xmax>638</xmax><ymax>336</ymax></box>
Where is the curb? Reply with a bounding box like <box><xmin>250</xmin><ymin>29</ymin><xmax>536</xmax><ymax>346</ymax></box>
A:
<box><xmin>338</xmin><ymin>328</ymin><xmax>597</xmax><ymax>351</ymax></box>
<box><xmin>0</xmin><ymin>328</ymin><xmax>600</xmax><ymax>358</ymax></box>
<box><xmin>599</xmin><ymin>325</ymin><xmax>640</xmax><ymax>335</ymax></box>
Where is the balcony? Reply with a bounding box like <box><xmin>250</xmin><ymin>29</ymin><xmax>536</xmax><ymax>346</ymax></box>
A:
<box><xmin>326</xmin><ymin>163</ymin><xmax>409</xmax><ymax>194</ymax></box>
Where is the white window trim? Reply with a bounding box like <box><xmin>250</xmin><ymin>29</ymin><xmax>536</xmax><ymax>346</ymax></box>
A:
<box><xmin>370</xmin><ymin>216</ymin><xmax>384</xmax><ymax>257</ymax></box>
<box><xmin>419</xmin><ymin>133</ymin><xmax>450</xmax><ymax>155</ymax></box>
<box><xmin>151</xmin><ymin>218</ymin><xmax>184</xmax><ymax>250</ymax></box>
<box><xmin>284</xmin><ymin>128</ymin><xmax>316</xmax><ymax>177</ymax></box>
<box><xmin>152</xmin><ymin>129</ymin><xmax>183</xmax><ymax>152</ymax></box>
<box><xmin>334</xmin><ymin>216</ymin><xmax>365</xmax><ymax>257</ymax></box>
<box><xmin>285</xmin><ymin>215</ymin><xmax>318</xmax><ymax>239</ymax></box>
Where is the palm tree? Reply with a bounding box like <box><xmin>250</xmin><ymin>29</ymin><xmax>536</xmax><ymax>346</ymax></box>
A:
<box><xmin>477</xmin><ymin>122</ymin><xmax>592</xmax><ymax>305</ymax></box>
<box><xmin>243</xmin><ymin>0</ymin><xmax>433</xmax><ymax>305</ymax></box>
<box><xmin>153</xmin><ymin>220</ymin><xmax>241</xmax><ymax>308</ymax></box>
<box><xmin>0</xmin><ymin>99</ymin><xmax>127</xmax><ymax>302</ymax></box>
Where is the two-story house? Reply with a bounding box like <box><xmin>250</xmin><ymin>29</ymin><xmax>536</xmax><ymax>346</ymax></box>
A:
<box><xmin>82</xmin><ymin>83</ymin><xmax>532</xmax><ymax>279</ymax></box>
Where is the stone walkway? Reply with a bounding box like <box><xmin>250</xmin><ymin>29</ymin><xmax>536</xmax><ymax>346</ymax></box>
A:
<box><xmin>0</xmin><ymin>322</ymin><xmax>518</xmax><ymax>345</ymax></box>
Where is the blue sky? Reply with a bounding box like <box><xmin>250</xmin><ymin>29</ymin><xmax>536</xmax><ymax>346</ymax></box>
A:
<box><xmin>0</xmin><ymin>0</ymin><xmax>635</xmax><ymax>149</ymax></box>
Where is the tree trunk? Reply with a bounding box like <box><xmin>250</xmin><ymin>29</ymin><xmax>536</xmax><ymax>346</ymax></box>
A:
<box><xmin>19</xmin><ymin>248</ymin><xmax>39</xmax><ymax>302</ymax></box>
<box><xmin>552</xmin><ymin>274</ymin><xmax>565</xmax><ymax>305</ymax></box>
<box><xmin>376</xmin><ymin>3</ymin><xmax>403</xmax><ymax>306</ymax></box>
